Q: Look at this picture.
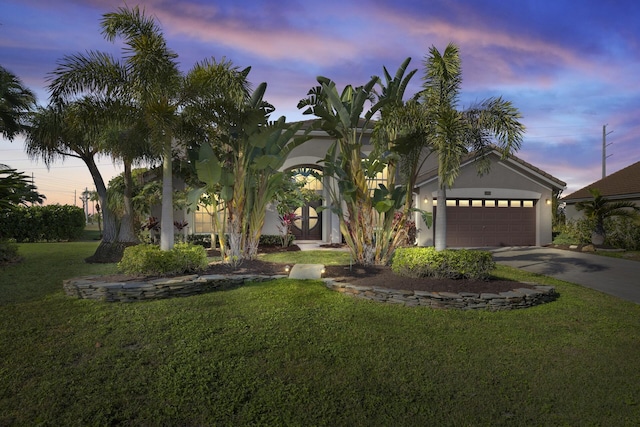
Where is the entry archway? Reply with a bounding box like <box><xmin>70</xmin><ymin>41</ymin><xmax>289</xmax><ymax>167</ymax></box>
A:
<box><xmin>289</xmin><ymin>167</ymin><xmax>323</xmax><ymax>240</ymax></box>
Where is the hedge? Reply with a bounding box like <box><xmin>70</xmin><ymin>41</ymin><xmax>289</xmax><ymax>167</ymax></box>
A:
<box><xmin>391</xmin><ymin>247</ymin><xmax>496</xmax><ymax>280</ymax></box>
<box><xmin>0</xmin><ymin>205</ymin><xmax>85</xmax><ymax>242</ymax></box>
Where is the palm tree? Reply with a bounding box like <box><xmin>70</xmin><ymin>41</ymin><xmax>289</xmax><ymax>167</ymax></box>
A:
<box><xmin>0</xmin><ymin>164</ymin><xmax>45</xmax><ymax>214</ymax></box>
<box><xmin>49</xmin><ymin>6</ymin><xmax>181</xmax><ymax>251</ymax></box>
<box><xmin>49</xmin><ymin>6</ymin><xmax>255</xmax><ymax>253</ymax></box>
<box><xmin>421</xmin><ymin>43</ymin><xmax>525</xmax><ymax>250</ymax></box>
<box><xmin>26</xmin><ymin>99</ymin><xmax>123</xmax><ymax>261</ymax></box>
<box><xmin>575</xmin><ymin>188</ymin><xmax>640</xmax><ymax>245</ymax></box>
<box><xmin>0</xmin><ymin>66</ymin><xmax>36</xmax><ymax>140</ymax></box>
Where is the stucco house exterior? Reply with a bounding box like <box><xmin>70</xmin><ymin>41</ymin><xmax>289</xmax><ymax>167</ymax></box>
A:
<box><xmin>183</xmin><ymin>120</ymin><xmax>566</xmax><ymax>248</ymax></box>
<box><xmin>414</xmin><ymin>150</ymin><xmax>566</xmax><ymax>247</ymax></box>
<box><xmin>563</xmin><ymin>160</ymin><xmax>640</xmax><ymax>221</ymax></box>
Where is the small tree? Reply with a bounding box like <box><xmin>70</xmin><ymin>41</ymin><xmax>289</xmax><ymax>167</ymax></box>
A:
<box><xmin>0</xmin><ymin>165</ymin><xmax>45</xmax><ymax>216</ymax></box>
<box><xmin>0</xmin><ymin>66</ymin><xmax>36</xmax><ymax>141</ymax></box>
<box><xmin>575</xmin><ymin>188</ymin><xmax>639</xmax><ymax>245</ymax></box>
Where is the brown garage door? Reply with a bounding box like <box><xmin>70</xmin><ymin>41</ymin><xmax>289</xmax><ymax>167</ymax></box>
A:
<box><xmin>434</xmin><ymin>199</ymin><xmax>536</xmax><ymax>247</ymax></box>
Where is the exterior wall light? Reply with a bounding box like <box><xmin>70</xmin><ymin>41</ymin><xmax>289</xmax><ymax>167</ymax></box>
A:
<box><xmin>285</xmin><ymin>265</ymin><xmax>290</xmax><ymax>273</ymax></box>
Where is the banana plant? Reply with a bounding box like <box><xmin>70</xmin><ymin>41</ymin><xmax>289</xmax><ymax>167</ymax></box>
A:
<box><xmin>191</xmin><ymin>83</ymin><xmax>310</xmax><ymax>263</ymax></box>
<box><xmin>300</xmin><ymin>74</ymin><xmax>413</xmax><ymax>265</ymax></box>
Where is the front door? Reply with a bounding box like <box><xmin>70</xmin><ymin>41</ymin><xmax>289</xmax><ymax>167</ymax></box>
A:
<box><xmin>292</xmin><ymin>199</ymin><xmax>322</xmax><ymax>240</ymax></box>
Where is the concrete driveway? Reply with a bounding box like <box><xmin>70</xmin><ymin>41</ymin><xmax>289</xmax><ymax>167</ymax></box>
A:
<box><xmin>491</xmin><ymin>247</ymin><xmax>640</xmax><ymax>304</ymax></box>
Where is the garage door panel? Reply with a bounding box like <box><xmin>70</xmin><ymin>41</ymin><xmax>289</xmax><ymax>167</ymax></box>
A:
<box><xmin>437</xmin><ymin>204</ymin><xmax>535</xmax><ymax>247</ymax></box>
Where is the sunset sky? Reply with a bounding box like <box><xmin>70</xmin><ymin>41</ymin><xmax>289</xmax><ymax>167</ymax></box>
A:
<box><xmin>2</xmin><ymin>0</ymin><xmax>639</xmax><ymax>206</ymax></box>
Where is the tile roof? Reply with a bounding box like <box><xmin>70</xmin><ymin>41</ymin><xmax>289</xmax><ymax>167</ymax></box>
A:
<box><xmin>563</xmin><ymin>161</ymin><xmax>640</xmax><ymax>202</ymax></box>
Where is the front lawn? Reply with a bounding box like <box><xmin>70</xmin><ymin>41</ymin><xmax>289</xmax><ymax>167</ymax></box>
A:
<box><xmin>1</xmin><ymin>242</ymin><xmax>640</xmax><ymax>425</ymax></box>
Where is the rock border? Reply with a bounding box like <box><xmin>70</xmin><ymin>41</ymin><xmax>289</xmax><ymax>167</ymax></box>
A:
<box><xmin>63</xmin><ymin>274</ymin><xmax>287</xmax><ymax>302</ymax></box>
<box><xmin>64</xmin><ymin>273</ymin><xmax>557</xmax><ymax>310</ymax></box>
<box><xmin>323</xmin><ymin>279</ymin><xmax>557</xmax><ymax>311</ymax></box>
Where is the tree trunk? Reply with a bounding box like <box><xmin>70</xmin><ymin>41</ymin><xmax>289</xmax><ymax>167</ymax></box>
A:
<box><xmin>116</xmin><ymin>160</ymin><xmax>139</xmax><ymax>244</ymax></box>
<box><xmin>82</xmin><ymin>155</ymin><xmax>121</xmax><ymax>263</ymax></box>
<box><xmin>434</xmin><ymin>187</ymin><xmax>447</xmax><ymax>251</ymax></box>
<box><xmin>160</xmin><ymin>139</ymin><xmax>174</xmax><ymax>251</ymax></box>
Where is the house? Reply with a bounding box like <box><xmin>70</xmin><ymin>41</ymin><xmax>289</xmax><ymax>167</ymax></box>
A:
<box><xmin>563</xmin><ymin>160</ymin><xmax>640</xmax><ymax>221</ymax></box>
<box><xmin>414</xmin><ymin>149</ymin><xmax>566</xmax><ymax>247</ymax></box>
<box><xmin>184</xmin><ymin>121</ymin><xmax>566</xmax><ymax>248</ymax></box>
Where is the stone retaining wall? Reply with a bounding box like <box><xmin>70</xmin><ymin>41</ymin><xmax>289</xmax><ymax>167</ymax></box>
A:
<box><xmin>323</xmin><ymin>279</ymin><xmax>557</xmax><ymax>311</ymax></box>
<box><xmin>63</xmin><ymin>274</ymin><xmax>286</xmax><ymax>302</ymax></box>
<box><xmin>64</xmin><ymin>274</ymin><xmax>557</xmax><ymax>310</ymax></box>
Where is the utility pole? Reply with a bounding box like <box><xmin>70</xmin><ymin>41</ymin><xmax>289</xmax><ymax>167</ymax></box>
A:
<box><xmin>602</xmin><ymin>124</ymin><xmax>613</xmax><ymax>178</ymax></box>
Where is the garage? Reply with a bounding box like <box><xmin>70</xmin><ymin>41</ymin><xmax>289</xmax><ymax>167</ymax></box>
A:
<box><xmin>434</xmin><ymin>199</ymin><xmax>536</xmax><ymax>247</ymax></box>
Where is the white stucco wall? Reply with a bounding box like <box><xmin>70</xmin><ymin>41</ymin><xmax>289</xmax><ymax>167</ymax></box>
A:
<box><xmin>415</xmin><ymin>155</ymin><xmax>560</xmax><ymax>247</ymax></box>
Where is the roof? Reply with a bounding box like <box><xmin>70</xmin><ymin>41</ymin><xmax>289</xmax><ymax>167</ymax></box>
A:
<box><xmin>563</xmin><ymin>160</ymin><xmax>640</xmax><ymax>203</ymax></box>
<box><xmin>415</xmin><ymin>148</ymin><xmax>567</xmax><ymax>190</ymax></box>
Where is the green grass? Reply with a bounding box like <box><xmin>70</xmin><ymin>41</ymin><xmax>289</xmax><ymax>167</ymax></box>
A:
<box><xmin>259</xmin><ymin>249</ymin><xmax>352</xmax><ymax>265</ymax></box>
<box><xmin>595</xmin><ymin>250</ymin><xmax>640</xmax><ymax>262</ymax></box>
<box><xmin>2</xmin><ymin>243</ymin><xmax>640</xmax><ymax>425</ymax></box>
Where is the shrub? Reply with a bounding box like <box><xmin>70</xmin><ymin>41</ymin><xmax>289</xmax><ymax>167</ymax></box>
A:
<box><xmin>186</xmin><ymin>234</ymin><xmax>213</xmax><ymax>248</ymax></box>
<box><xmin>0</xmin><ymin>205</ymin><xmax>85</xmax><ymax>242</ymax></box>
<box><xmin>554</xmin><ymin>219</ymin><xmax>594</xmax><ymax>245</ymax></box>
<box><xmin>391</xmin><ymin>247</ymin><xmax>496</xmax><ymax>280</ymax></box>
<box><xmin>552</xmin><ymin>232</ymin><xmax>581</xmax><ymax>246</ymax></box>
<box><xmin>118</xmin><ymin>243</ymin><xmax>208</xmax><ymax>276</ymax></box>
<box><xmin>604</xmin><ymin>217</ymin><xmax>640</xmax><ymax>250</ymax></box>
<box><xmin>260</xmin><ymin>234</ymin><xmax>294</xmax><ymax>247</ymax></box>
<box><xmin>0</xmin><ymin>239</ymin><xmax>19</xmax><ymax>264</ymax></box>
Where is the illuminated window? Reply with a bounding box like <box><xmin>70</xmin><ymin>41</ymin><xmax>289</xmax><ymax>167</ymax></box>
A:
<box><xmin>366</xmin><ymin>166</ymin><xmax>389</xmax><ymax>195</ymax></box>
<box><xmin>472</xmin><ymin>200</ymin><xmax>483</xmax><ymax>207</ymax></box>
<box><xmin>523</xmin><ymin>200</ymin><xmax>534</xmax><ymax>208</ymax></box>
<box><xmin>459</xmin><ymin>199</ymin><xmax>470</xmax><ymax>207</ymax></box>
<box><xmin>485</xmin><ymin>200</ymin><xmax>496</xmax><ymax>207</ymax></box>
<box><xmin>498</xmin><ymin>200</ymin><xmax>509</xmax><ymax>207</ymax></box>
<box><xmin>291</xmin><ymin>167</ymin><xmax>323</xmax><ymax>191</ymax></box>
<box><xmin>193</xmin><ymin>204</ymin><xmax>222</xmax><ymax>233</ymax></box>
<box><xmin>511</xmin><ymin>200</ymin><xmax>521</xmax><ymax>207</ymax></box>
<box><xmin>446</xmin><ymin>199</ymin><xmax>457</xmax><ymax>207</ymax></box>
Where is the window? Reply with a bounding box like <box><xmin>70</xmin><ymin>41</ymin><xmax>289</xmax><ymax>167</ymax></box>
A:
<box><xmin>523</xmin><ymin>200</ymin><xmax>534</xmax><ymax>208</ymax></box>
<box><xmin>485</xmin><ymin>200</ymin><xmax>496</xmax><ymax>207</ymax></box>
<box><xmin>498</xmin><ymin>200</ymin><xmax>509</xmax><ymax>207</ymax></box>
<box><xmin>511</xmin><ymin>200</ymin><xmax>521</xmax><ymax>207</ymax></box>
<box><xmin>459</xmin><ymin>199</ymin><xmax>470</xmax><ymax>207</ymax></box>
<box><xmin>292</xmin><ymin>167</ymin><xmax>323</xmax><ymax>191</ymax></box>
<box><xmin>472</xmin><ymin>200</ymin><xmax>483</xmax><ymax>207</ymax></box>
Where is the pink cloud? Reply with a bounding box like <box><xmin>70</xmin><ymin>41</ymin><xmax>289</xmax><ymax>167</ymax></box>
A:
<box><xmin>142</xmin><ymin>3</ymin><xmax>359</xmax><ymax>65</ymax></box>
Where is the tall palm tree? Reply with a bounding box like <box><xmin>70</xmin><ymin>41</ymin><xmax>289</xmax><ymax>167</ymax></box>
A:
<box><xmin>421</xmin><ymin>43</ymin><xmax>525</xmax><ymax>250</ymax></box>
<box><xmin>49</xmin><ymin>5</ymin><xmax>181</xmax><ymax>251</ymax></box>
<box><xmin>0</xmin><ymin>66</ymin><xmax>36</xmax><ymax>141</ymax></box>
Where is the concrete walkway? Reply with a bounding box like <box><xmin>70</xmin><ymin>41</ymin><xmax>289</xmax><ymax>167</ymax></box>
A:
<box><xmin>491</xmin><ymin>247</ymin><xmax>640</xmax><ymax>304</ymax></box>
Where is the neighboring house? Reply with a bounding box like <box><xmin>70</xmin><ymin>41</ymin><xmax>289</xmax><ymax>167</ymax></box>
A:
<box><xmin>563</xmin><ymin>160</ymin><xmax>640</xmax><ymax>221</ymax></box>
<box><xmin>178</xmin><ymin>120</ymin><xmax>566</xmax><ymax>248</ymax></box>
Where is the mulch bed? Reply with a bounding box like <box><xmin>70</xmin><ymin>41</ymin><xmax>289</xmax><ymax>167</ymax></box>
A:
<box><xmin>204</xmin><ymin>245</ymin><xmax>532</xmax><ymax>294</ymax></box>
<box><xmin>88</xmin><ymin>244</ymin><xmax>532</xmax><ymax>294</ymax></box>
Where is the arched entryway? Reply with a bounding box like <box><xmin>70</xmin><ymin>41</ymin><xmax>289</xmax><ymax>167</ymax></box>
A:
<box><xmin>289</xmin><ymin>167</ymin><xmax>323</xmax><ymax>240</ymax></box>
